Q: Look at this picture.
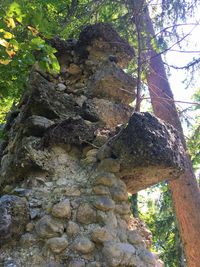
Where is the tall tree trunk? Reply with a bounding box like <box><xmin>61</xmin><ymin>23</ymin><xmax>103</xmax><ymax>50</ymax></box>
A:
<box><xmin>143</xmin><ymin>7</ymin><xmax>200</xmax><ymax>267</ymax></box>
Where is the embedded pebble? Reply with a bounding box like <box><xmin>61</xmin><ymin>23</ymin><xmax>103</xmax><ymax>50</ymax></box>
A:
<box><xmin>35</xmin><ymin>215</ymin><xmax>64</xmax><ymax>238</ymax></box>
<box><xmin>46</xmin><ymin>237</ymin><xmax>68</xmax><ymax>253</ymax></box>
<box><xmin>73</xmin><ymin>237</ymin><xmax>95</xmax><ymax>254</ymax></box>
<box><xmin>76</xmin><ymin>203</ymin><xmax>97</xmax><ymax>224</ymax></box>
<box><xmin>52</xmin><ymin>199</ymin><xmax>71</xmax><ymax>219</ymax></box>
<box><xmin>94</xmin><ymin>196</ymin><xmax>115</xmax><ymax>211</ymax></box>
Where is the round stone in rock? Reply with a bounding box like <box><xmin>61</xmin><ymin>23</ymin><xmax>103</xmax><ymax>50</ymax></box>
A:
<box><xmin>57</xmin><ymin>83</ymin><xmax>67</xmax><ymax>91</ymax></box>
<box><xmin>73</xmin><ymin>237</ymin><xmax>95</xmax><ymax>254</ymax></box>
<box><xmin>94</xmin><ymin>196</ymin><xmax>115</xmax><ymax>211</ymax></box>
<box><xmin>128</xmin><ymin>230</ymin><xmax>145</xmax><ymax>246</ymax></box>
<box><xmin>20</xmin><ymin>233</ymin><xmax>37</xmax><ymax>247</ymax></box>
<box><xmin>0</xmin><ymin>195</ymin><xmax>29</xmax><ymax>245</ymax></box>
<box><xmin>92</xmin><ymin>185</ymin><xmax>110</xmax><ymax>195</ymax></box>
<box><xmin>68</xmin><ymin>260</ymin><xmax>85</xmax><ymax>267</ymax></box>
<box><xmin>46</xmin><ymin>237</ymin><xmax>68</xmax><ymax>253</ymax></box>
<box><xmin>35</xmin><ymin>215</ymin><xmax>64</xmax><ymax>238</ymax></box>
<box><xmin>102</xmin><ymin>241</ymin><xmax>138</xmax><ymax>267</ymax></box>
<box><xmin>93</xmin><ymin>173</ymin><xmax>116</xmax><ymax>187</ymax></box>
<box><xmin>96</xmin><ymin>211</ymin><xmax>117</xmax><ymax>229</ymax></box>
<box><xmin>91</xmin><ymin>227</ymin><xmax>112</xmax><ymax>243</ymax></box>
<box><xmin>110</xmin><ymin>184</ymin><xmax>128</xmax><ymax>202</ymax></box>
<box><xmin>67</xmin><ymin>221</ymin><xmax>80</xmax><ymax>236</ymax></box>
<box><xmin>52</xmin><ymin>199</ymin><xmax>71</xmax><ymax>219</ymax></box>
<box><xmin>115</xmin><ymin>202</ymin><xmax>130</xmax><ymax>215</ymax></box>
<box><xmin>76</xmin><ymin>203</ymin><xmax>97</xmax><ymax>224</ymax></box>
<box><xmin>139</xmin><ymin>248</ymin><xmax>156</xmax><ymax>265</ymax></box>
<box><xmin>97</xmin><ymin>158</ymin><xmax>120</xmax><ymax>173</ymax></box>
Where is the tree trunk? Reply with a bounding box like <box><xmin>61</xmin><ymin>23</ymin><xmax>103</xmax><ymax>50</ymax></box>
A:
<box><xmin>143</xmin><ymin>7</ymin><xmax>200</xmax><ymax>267</ymax></box>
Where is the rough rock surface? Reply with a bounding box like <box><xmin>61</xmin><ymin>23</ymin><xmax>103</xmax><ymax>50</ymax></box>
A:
<box><xmin>0</xmin><ymin>23</ymin><xmax>182</xmax><ymax>267</ymax></box>
<box><xmin>0</xmin><ymin>195</ymin><xmax>29</xmax><ymax>245</ymax></box>
<box><xmin>107</xmin><ymin>112</ymin><xmax>185</xmax><ymax>193</ymax></box>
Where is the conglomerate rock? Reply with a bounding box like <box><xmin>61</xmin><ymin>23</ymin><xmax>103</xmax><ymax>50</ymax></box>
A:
<box><xmin>0</xmin><ymin>23</ymin><xmax>183</xmax><ymax>267</ymax></box>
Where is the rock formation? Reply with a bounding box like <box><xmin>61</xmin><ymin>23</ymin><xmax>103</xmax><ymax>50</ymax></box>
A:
<box><xmin>0</xmin><ymin>23</ymin><xmax>184</xmax><ymax>267</ymax></box>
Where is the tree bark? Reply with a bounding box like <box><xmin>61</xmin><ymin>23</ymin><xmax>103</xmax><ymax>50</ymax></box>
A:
<box><xmin>143</xmin><ymin>7</ymin><xmax>200</xmax><ymax>267</ymax></box>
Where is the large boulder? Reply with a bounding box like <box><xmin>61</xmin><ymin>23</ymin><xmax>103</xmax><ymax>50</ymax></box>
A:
<box><xmin>106</xmin><ymin>112</ymin><xmax>185</xmax><ymax>193</ymax></box>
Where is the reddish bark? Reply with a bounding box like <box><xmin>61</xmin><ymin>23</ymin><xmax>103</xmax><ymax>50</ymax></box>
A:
<box><xmin>143</xmin><ymin>8</ymin><xmax>200</xmax><ymax>267</ymax></box>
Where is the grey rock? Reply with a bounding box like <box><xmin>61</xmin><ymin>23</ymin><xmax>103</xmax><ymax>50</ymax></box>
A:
<box><xmin>93</xmin><ymin>196</ymin><xmax>115</xmax><ymax>211</ymax></box>
<box><xmin>23</xmin><ymin>115</ymin><xmax>54</xmax><ymax>136</ymax></box>
<box><xmin>92</xmin><ymin>185</ymin><xmax>110</xmax><ymax>195</ymax></box>
<box><xmin>102</xmin><ymin>241</ymin><xmax>138</xmax><ymax>267</ymax></box>
<box><xmin>93</xmin><ymin>172</ymin><xmax>116</xmax><ymax>187</ymax></box>
<box><xmin>108</xmin><ymin>112</ymin><xmax>185</xmax><ymax>193</ymax></box>
<box><xmin>91</xmin><ymin>227</ymin><xmax>112</xmax><ymax>243</ymax></box>
<box><xmin>46</xmin><ymin>237</ymin><xmax>68</xmax><ymax>253</ymax></box>
<box><xmin>97</xmin><ymin>158</ymin><xmax>120</xmax><ymax>173</ymax></box>
<box><xmin>52</xmin><ymin>199</ymin><xmax>71</xmax><ymax>219</ymax></box>
<box><xmin>139</xmin><ymin>248</ymin><xmax>156</xmax><ymax>265</ymax></box>
<box><xmin>128</xmin><ymin>230</ymin><xmax>145</xmax><ymax>246</ymax></box>
<box><xmin>67</xmin><ymin>221</ymin><xmax>80</xmax><ymax>236</ymax></box>
<box><xmin>68</xmin><ymin>260</ymin><xmax>85</xmax><ymax>267</ymax></box>
<box><xmin>35</xmin><ymin>215</ymin><xmax>64</xmax><ymax>238</ymax></box>
<box><xmin>0</xmin><ymin>195</ymin><xmax>29</xmax><ymax>245</ymax></box>
<box><xmin>57</xmin><ymin>83</ymin><xmax>67</xmax><ymax>91</ymax></box>
<box><xmin>73</xmin><ymin>237</ymin><xmax>95</xmax><ymax>254</ymax></box>
<box><xmin>110</xmin><ymin>184</ymin><xmax>128</xmax><ymax>202</ymax></box>
<box><xmin>86</xmin><ymin>63</ymin><xmax>135</xmax><ymax>105</ymax></box>
<box><xmin>76</xmin><ymin>203</ymin><xmax>97</xmax><ymax>224</ymax></box>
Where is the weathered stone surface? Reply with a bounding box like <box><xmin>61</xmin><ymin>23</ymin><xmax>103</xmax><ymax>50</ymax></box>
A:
<box><xmin>96</xmin><ymin>211</ymin><xmax>117</xmax><ymax>229</ymax></box>
<box><xmin>68</xmin><ymin>260</ymin><xmax>85</xmax><ymax>267</ymax></box>
<box><xmin>56</xmin><ymin>83</ymin><xmax>67</xmax><ymax>91</ymax></box>
<box><xmin>139</xmin><ymin>248</ymin><xmax>156</xmax><ymax>265</ymax></box>
<box><xmin>127</xmin><ymin>230</ymin><xmax>145</xmax><ymax>247</ymax></box>
<box><xmin>91</xmin><ymin>227</ymin><xmax>112</xmax><ymax>243</ymax></box>
<box><xmin>102</xmin><ymin>241</ymin><xmax>138</xmax><ymax>267</ymax></box>
<box><xmin>43</xmin><ymin>117</ymin><xmax>97</xmax><ymax>147</ymax></box>
<box><xmin>97</xmin><ymin>158</ymin><xmax>120</xmax><ymax>173</ymax></box>
<box><xmin>76</xmin><ymin>23</ymin><xmax>134</xmax><ymax>67</ymax></box>
<box><xmin>115</xmin><ymin>202</ymin><xmax>130</xmax><ymax>215</ymax></box>
<box><xmin>92</xmin><ymin>185</ymin><xmax>110</xmax><ymax>195</ymax></box>
<box><xmin>67</xmin><ymin>221</ymin><xmax>80</xmax><ymax>236</ymax></box>
<box><xmin>73</xmin><ymin>237</ymin><xmax>95</xmax><ymax>254</ymax></box>
<box><xmin>76</xmin><ymin>203</ymin><xmax>97</xmax><ymax>224</ymax></box>
<box><xmin>0</xmin><ymin>195</ymin><xmax>29</xmax><ymax>245</ymax></box>
<box><xmin>51</xmin><ymin>199</ymin><xmax>71</xmax><ymax>219</ymax></box>
<box><xmin>108</xmin><ymin>112</ymin><xmax>185</xmax><ymax>193</ymax></box>
<box><xmin>23</xmin><ymin>115</ymin><xmax>54</xmax><ymax>136</ymax></box>
<box><xmin>67</xmin><ymin>63</ymin><xmax>82</xmax><ymax>75</ymax></box>
<box><xmin>20</xmin><ymin>233</ymin><xmax>37</xmax><ymax>247</ymax></box>
<box><xmin>93</xmin><ymin>172</ymin><xmax>116</xmax><ymax>187</ymax></box>
<box><xmin>0</xmin><ymin>23</ymin><xmax>163</xmax><ymax>267</ymax></box>
<box><xmin>83</xmin><ymin>98</ymin><xmax>132</xmax><ymax>128</ymax></box>
<box><xmin>35</xmin><ymin>215</ymin><xmax>64</xmax><ymax>238</ymax></box>
<box><xmin>46</xmin><ymin>237</ymin><xmax>68</xmax><ymax>253</ymax></box>
<box><xmin>110</xmin><ymin>184</ymin><xmax>128</xmax><ymax>202</ymax></box>
<box><xmin>93</xmin><ymin>196</ymin><xmax>115</xmax><ymax>211</ymax></box>
<box><xmin>28</xmin><ymin>72</ymin><xmax>81</xmax><ymax>120</ymax></box>
<box><xmin>87</xmin><ymin>64</ymin><xmax>135</xmax><ymax>104</ymax></box>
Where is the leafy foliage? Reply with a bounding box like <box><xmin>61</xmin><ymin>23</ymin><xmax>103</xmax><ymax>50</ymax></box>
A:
<box><xmin>139</xmin><ymin>183</ymin><xmax>186</xmax><ymax>267</ymax></box>
<box><xmin>187</xmin><ymin>88</ymin><xmax>200</xmax><ymax>173</ymax></box>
